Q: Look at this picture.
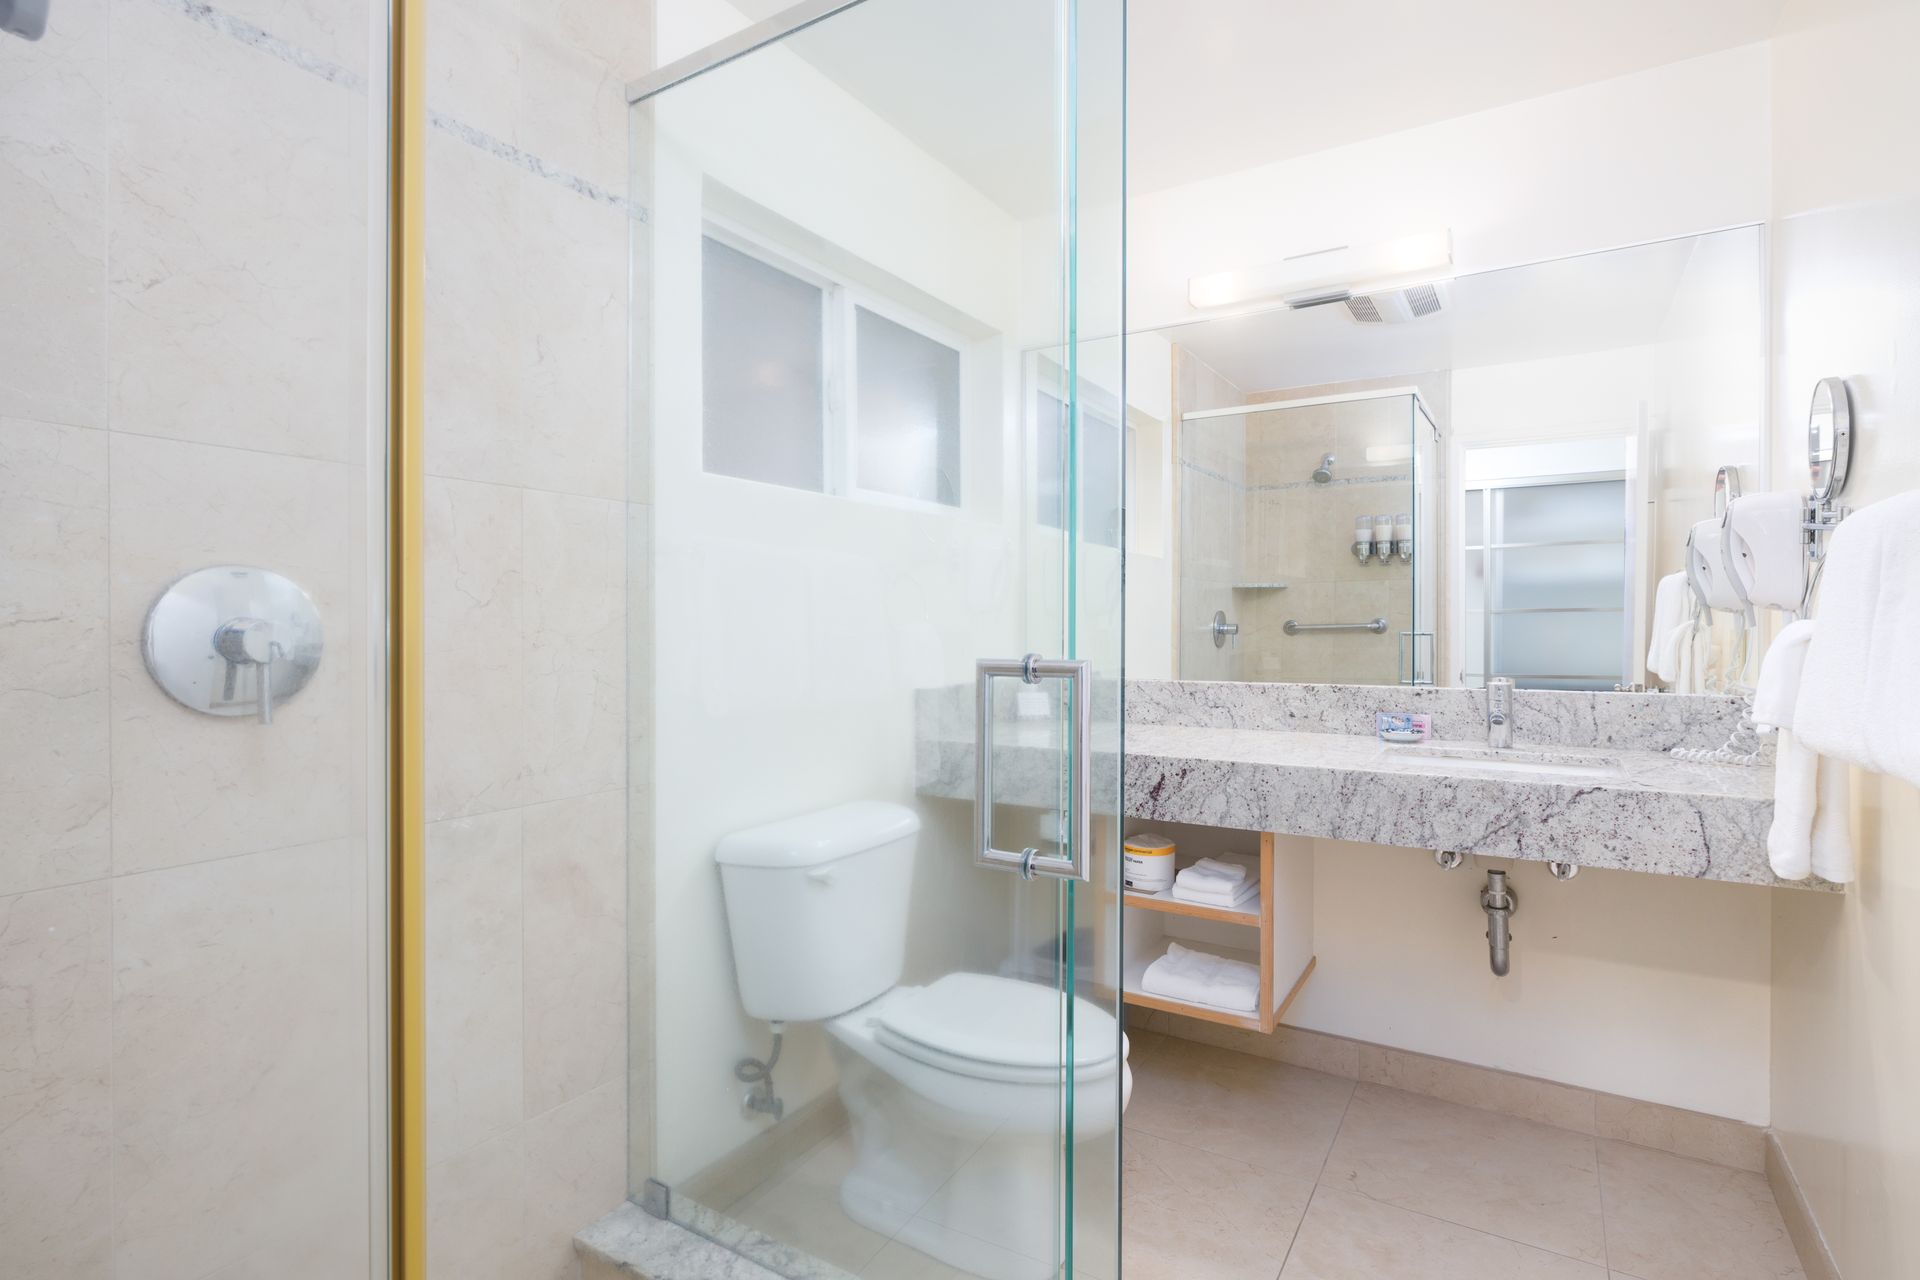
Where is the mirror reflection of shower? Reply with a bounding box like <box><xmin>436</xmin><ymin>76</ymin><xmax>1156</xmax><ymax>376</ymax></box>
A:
<box><xmin>1311</xmin><ymin>453</ymin><xmax>1336</xmax><ymax>484</ymax></box>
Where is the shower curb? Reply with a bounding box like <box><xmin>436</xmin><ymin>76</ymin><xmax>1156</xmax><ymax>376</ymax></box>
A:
<box><xmin>576</xmin><ymin>1203</ymin><xmax>784</xmax><ymax>1280</ymax></box>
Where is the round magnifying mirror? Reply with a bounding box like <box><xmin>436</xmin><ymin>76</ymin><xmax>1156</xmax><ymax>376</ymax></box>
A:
<box><xmin>1807</xmin><ymin>377</ymin><xmax>1852</xmax><ymax>503</ymax></box>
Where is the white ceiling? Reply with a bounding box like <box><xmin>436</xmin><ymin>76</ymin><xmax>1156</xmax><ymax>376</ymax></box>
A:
<box><xmin>724</xmin><ymin>0</ymin><xmax>1785</xmax><ymax>214</ymax></box>
<box><xmin>1162</xmin><ymin>229</ymin><xmax>1760</xmax><ymax>393</ymax></box>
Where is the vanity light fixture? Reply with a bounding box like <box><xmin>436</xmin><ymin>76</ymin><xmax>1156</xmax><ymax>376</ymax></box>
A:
<box><xmin>1187</xmin><ymin>229</ymin><xmax>1453</xmax><ymax>311</ymax></box>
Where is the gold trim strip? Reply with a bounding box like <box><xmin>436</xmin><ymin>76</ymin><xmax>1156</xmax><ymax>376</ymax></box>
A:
<box><xmin>388</xmin><ymin>0</ymin><xmax>426</xmax><ymax>1274</ymax></box>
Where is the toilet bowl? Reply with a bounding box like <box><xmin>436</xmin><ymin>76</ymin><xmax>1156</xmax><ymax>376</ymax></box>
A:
<box><xmin>826</xmin><ymin>976</ymin><xmax>1131</xmax><ymax>1280</ymax></box>
<box><xmin>714</xmin><ymin>803</ymin><xmax>1128</xmax><ymax>1280</ymax></box>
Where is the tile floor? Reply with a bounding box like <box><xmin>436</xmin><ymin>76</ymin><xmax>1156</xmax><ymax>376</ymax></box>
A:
<box><xmin>1123</xmin><ymin>1032</ymin><xmax>1807</xmax><ymax>1280</ymax></box>
<box><xmin>702</xmin><ymin>1031</ymin><xmax>1808</xmax><ymax>1280</ymax></box>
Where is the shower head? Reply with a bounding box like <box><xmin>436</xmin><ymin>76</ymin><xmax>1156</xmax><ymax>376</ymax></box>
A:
<box><xmin>1312</xmin><ymin>453</ymin><xmax>1336</xmax><ymax>484</ymax></box>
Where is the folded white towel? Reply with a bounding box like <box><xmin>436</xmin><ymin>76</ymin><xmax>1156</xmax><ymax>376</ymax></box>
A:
<box><xmin>1174</xmin><ymin>856</ymin><xmax>1248</xmax><ymax>890</ymax></box>
<box><xmin>1648</xmin><ymin>572</ymin><xmax>1688</xmax><ymax>681</ymax></box>
<box><xmin>1140</xmin><ymin>941</ymin><xmax>1259</xmax><ymax>1013</ymax></box>
<box><xmin>1794</xmin><ymin>491</ymin><xmax>1920</xmax><ymax>789</ymax></box>
<box><xmin>1753</xmin><ymin>620</ymin><xmax>1815</xmax><ymax>731</ymax></box>
<box><xmin>1170</xmin><ymin>877</ymin><xmax>1259</xmax><ymax>908</ymax></box>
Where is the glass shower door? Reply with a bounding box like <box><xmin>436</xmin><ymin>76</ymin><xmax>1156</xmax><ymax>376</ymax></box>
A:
<box><xmin>627</xmin><ymin>2</ymin><xmax>1124</xmax><ymax>1278</ymax></box>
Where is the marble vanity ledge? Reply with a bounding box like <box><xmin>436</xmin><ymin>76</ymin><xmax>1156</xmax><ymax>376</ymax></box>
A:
<box><xmin>1126</xmin><ymin>678</ymin><xmax>1748</xmax><ymax>752</ymax></box>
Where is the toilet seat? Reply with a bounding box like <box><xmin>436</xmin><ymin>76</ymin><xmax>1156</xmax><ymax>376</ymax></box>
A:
<box><xmin>872</xmin><ymin>972</ymin><xmax>1124</xmax><ymax>1085</ymax></box>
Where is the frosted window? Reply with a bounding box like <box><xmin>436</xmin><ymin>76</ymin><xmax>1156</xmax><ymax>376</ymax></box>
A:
<box><xmin>702</xmin><ymin>237</ymin><xmax>825</xmax><ymax>491</ymax></box>
<box><xmin>1035</xmin><ymin>390</ymin><xmax>1123</xmax><ymax>548</ymax></box>
<box><xmin>855</xmin><ymin>307</ymin><xmax>961</xmax><ymax>505</ymax></box>
<box><xmin>1492</xmin><ymin>544</ymin><xmax>1627</xmax><ymax>612</ymax></box>
<box><xmin>1493</xmin><ymin>611</ymin><xmax>1625</xmax><ymax>683</ymax></box>
<box><xmin>1499</xmin><ymin>480</ymin><xmax>1624</xmax><ymax>544</ymax></box>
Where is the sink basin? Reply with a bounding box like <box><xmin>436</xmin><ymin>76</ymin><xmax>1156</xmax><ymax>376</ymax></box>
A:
<box><xmin>1394</xmin><ymin>744</ymin><xmax>1625</xmax><ymax>780</ymax></box>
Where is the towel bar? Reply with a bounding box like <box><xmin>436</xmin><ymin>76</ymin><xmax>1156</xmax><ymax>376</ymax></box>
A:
<box><xmin>1283</xmin><ymin>617</ymin><xmax>1388</xmax><ymax>635</ymax></box>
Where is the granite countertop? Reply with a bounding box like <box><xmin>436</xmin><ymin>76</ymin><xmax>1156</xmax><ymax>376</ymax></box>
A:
<box><xmin>915</xmin><ymin>681</ymin><xmax>1831</xmax><ymax>892</ymax></box>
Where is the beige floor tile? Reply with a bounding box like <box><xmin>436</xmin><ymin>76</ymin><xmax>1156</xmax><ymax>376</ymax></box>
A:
<box><xmin>731</xmin><ymin>1133</ymin><xmax>891</xmax><ymax>1274</ymax></box>
<box><xmin>1321</xmin><ymin>1083</ymin><xmax>1606</xmax><ymax>1265</ymax></box>
<box><xmin>1121</xmin><ymin>1130</ymin><xmax>1315</xmax><ymax>1280</ymax></box>
<box><xmin>1596</xmin><ymin>1140</ymin><xmax>1804</xmax><ymax>1280</ymax></box>
<box><xmin>1124</xmin><ymin>1034</ymin><xmax>1355</xmax><ymax>1180</ymax></box>
<box><xmin>860</xmin><ymin>1237</ymin><xmax>967</xmax><ymax>1279</ymax></box>
<box><xmin>1280</xmin><ymin>1187</ymin><xmax>1608</xmax><ymax>1280</ymax></box>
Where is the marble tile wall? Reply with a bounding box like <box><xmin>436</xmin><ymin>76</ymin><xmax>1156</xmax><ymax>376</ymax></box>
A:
<box><xmin>418</xmin><ymin>2</ymin><xmax>650</xmax><ymax>1279</ymax></box>
<box><xmin>2</xmin><ymin>3</ymin><xmax>380</xmax><ymax>1277</ymax></box>
<box><xmin>0</xmin><ymin>2</ymin><xmax>650</xmax><ymax>1278</ymax></box>
<box><xmin>416</xmin><ymin>2</ymin><xmax>648</xmax><ymax>1280</ymax></box>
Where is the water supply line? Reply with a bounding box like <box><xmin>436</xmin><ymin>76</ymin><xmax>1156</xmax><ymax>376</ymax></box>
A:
<box><xmin>736</xmin><ymin>1023</ymin><xmax>785</xmax><ymax>1121</ymax></box>
<box><xmin>1481</xmin><ymin>870</ymin><xmax>1518</xmax><ymax>977</ymax></box>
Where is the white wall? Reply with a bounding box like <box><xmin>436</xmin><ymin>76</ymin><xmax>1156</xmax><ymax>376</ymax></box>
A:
<box><xmin>1127</xmin><ymin>43</ymin><xmax>1771</xmax><ymax>332</ymax></box>
<box><xmin>1125</xmin><ymin>40</ymin><xmax>1784</xmax><ymax>1126</ymax></box>
<box><xmin>1764</xmin><ymin>3</ymin><xmax>1920</xmax><ymax>1275</ymax></box>
<box><xmin>645</xmin><ymin>0</ymin><xmax>1070</xmax><ymax>1183</ymax></box>
<box><xmin>1288</xmin><ymin>845</ymin><xmax>1774</xmax><ymax>1122</ymax></box>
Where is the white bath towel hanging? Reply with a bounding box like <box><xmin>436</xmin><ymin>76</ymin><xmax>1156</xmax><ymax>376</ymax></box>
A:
<box><xmin>1755</xmin><ymin>618</ymin><xmax>1853</xmax><ymax>882</ymax></box>
<box><xmin>1648</xmin><ymin>572</ymin><xmax>1688</xmax><ymax>683</ymax></box>
<box><xmin>1794</xmin><ymin>491</ymin><xmax>1920</xmax><ymax>789</ymax></box>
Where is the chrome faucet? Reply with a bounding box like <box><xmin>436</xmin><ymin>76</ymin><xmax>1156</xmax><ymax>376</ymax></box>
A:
<box><xmin>1486</xmin><ymin>677</ymin><xmax>1514</xmax><ymax>749</ymax></box>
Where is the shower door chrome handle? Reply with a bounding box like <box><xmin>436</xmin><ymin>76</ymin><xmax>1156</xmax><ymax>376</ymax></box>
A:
<box><xmin>974</xmin><ymin>654</ymin><xmax>1093</xmax><ymax>881</ymax></box>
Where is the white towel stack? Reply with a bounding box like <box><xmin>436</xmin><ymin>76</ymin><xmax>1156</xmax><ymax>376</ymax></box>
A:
<box><xmin>1794</xmin><ymin>491</ymin><xmax>1920</xmax><ymax>790</ymax></box>
<box><xmin>1752</xmin><ymin>619</ymin><xmax>1852</xmax><ymax>882</ymax></box>
<box><xmin>1140</xmin><ymin>941</ymin><xmax>1260</xmax><ymax>1012</ymax></box>
<box><xmin>1170</xmin><ymin>855</ymin><xmax>1258</xmax><ymax>908</ymax></box>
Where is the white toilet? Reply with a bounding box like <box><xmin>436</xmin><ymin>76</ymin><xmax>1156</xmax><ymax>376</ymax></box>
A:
<box><xmin>715</xmin><ymin>801</ymin><xmax>1130</xmax><ymax>1280</ymax></box>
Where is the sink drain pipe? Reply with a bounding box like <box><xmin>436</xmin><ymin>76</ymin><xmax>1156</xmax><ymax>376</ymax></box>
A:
<box><xmin>1481</xmin><ymin>870</ymin><xmax>1518</xmax><ymax>977</ymax></box>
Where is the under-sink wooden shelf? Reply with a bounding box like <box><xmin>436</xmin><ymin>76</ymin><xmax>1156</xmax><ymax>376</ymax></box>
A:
<box><xmin>1120</xmin><ymin>830</ymin><xmax>1316</xmax><ymax>1033</ymax></box>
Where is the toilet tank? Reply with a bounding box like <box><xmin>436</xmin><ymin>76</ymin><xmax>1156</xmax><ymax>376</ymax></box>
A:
<box><xmin>715</xmin><ymin>801</ymin><xmax>921</xmax><ymax>1022</ymax></box>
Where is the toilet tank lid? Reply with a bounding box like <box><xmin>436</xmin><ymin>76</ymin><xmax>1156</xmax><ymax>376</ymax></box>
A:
<box><xmin>714</xmin><ymin>801</ymin><xmax>921</xmax><ymax>869</ymax></box>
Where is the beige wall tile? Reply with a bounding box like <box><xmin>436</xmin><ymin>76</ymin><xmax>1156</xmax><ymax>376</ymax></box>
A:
<box><xmin>0</xmin><ymin>880</ymin><xmax>112</xmax><ymax>1280</ymax></box>
<box><xmin>1358</xmin><ymin>1044</ymin><xmax>1598</xmax><ymax>1136</ymax></box>
<box><xmin>524</xmin><ymin>1078</ymin><xmax>629</xmax><ymax>1280</ymax></box>
<box><xmin>522</xmin><ymin>489</ymin><xmax>625</xmax><ymax>804</ymax></box>
<box><xmin>427</xmin><ymin>809</ymin><xmax>525</xmax><ymax>1162</ymax></box>
<box><xmin>111</xmin><ymin>840</ymin><xmax>370</xmax><ymax>1280</ymax></box>
<box><xmin>1150</xmin><ymin>1013</ymin><xmax>1362</xmax><ymax>1079</ymax></box>
<box><xmin>428</xmin><ymin>1128</ymin><xmax>530</xmax><ymax>1280</ymax></box>
<box><xmin>1321</xmin><ymin>1083</ymin><xmax>1605</xmax><ymax>1265</ymax></box>
<box><xmin>213</xmin><ymin>0</ymin><xmax>375</xmax><ymax>77</ymax></box>
<box><xmin>425</xmin><ymin>475</ymin><xmax>525</xmax><ymax>820</ymax></box>
<box><xmin>425</xmin><ymin>132</ymin><xmax>525</xmax><ymax>492</ymax></box>
<box><xmin>520</xmin><ymin>172</ymin><xmax>629</xmax><ymax>501</ymax></box>
<box><xmin>518</xmin><ymin>0</ymin><xmax>651</xmax><ymax>196</ymax></box>
<box><xmin>524</xmin><ymin>789</ymin><xmax>627</xmax><ymax>1116</ymax></box>
<box><xmin>427</xmin><ymin>0</ymin><xmax>524</xmax><ymax>150</ymax></box>
<box><xmin>0</xmin><ymin>419</ymin><xmax>110</xmax><ymax>895</ymax></box>
<box><xmin>0</xmin><ymin>1</ymin><xmax>107</xmax><ymax>429</ymax></box>
<box><xmin>107</xmin><ymin>1</ymin><xmax>364</xmax><ymax>462</ymax></box>
<box><xmin>1595</xmin><ymin>1093</ymin><xmax>1764</xmax><ymax>1174</ymax></box>
<box><xmin>107</xmin><ymin>434</ymin><xmax>354</xmax><ymax>874</ymax></box>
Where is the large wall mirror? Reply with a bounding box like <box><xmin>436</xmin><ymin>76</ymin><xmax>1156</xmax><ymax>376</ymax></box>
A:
<box><xmin>1147</xmin><ymin>225</ymin><xmax>1765</xmax><ymax>692</ymax></box>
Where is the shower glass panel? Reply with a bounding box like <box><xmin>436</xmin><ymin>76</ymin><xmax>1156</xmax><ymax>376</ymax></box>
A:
<box><xmin>1179</xmin><ymin>390</ymin><xmax>1439</xmax><ymax>684</ymax></box>
<box><xmin>628</xmin><ymin>0</ymin><xmax>1124</xmax><ymax>1276</ymax></box>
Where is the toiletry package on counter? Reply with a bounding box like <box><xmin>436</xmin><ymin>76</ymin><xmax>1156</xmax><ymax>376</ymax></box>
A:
<box><xmin>1376</xmin><ymin>712</ymin><xmax>1431</xmax><ymax>743</ymax></box>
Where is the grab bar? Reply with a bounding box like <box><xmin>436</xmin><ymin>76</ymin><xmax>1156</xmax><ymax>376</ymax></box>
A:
<box><xmin>1283</xmin><ymin>617</ymin><xmax>1388</xmax><ymax>635</ymax></box>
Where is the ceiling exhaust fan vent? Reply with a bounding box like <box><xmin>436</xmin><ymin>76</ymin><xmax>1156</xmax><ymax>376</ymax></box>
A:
<box><xmin>1344</xmin><ymin>281</ymin><xmax>1449</xmax><ymax>324</ymax></box>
